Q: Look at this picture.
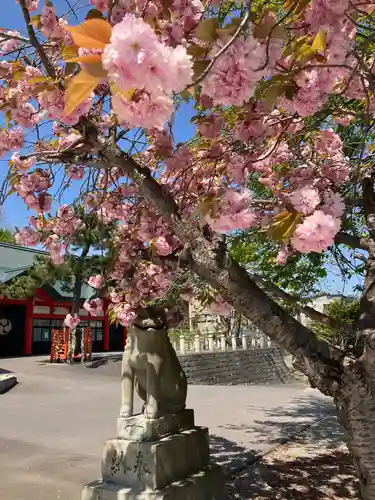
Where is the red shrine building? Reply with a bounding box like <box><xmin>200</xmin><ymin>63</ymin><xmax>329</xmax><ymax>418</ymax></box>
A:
<box><xmin>0</xmin><ymin>242</ymin><xmax>126</xmax><ymax>357</ymax></box>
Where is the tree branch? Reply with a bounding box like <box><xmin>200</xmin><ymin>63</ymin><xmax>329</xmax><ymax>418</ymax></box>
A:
<box><xmin>334</xmin><ymin>231</ymin><xmax>369</xmax><ymax>250</ymax></box>
<box><xmin>104</xmin><ymin>145</ymin><xmax>343</xmax><ymax>395</ymax></box>
<box><xmin>18</xmin><ymin>0</ymin><xmax>56</xmax><ymax>79</ymax></box>
<box><xmin>0</xmin><ymin>32</ymin><xmax>29</xmax><ymax>44</ymax></box>
<box><xmin>190</xmin><ymin>9</ymin><xmax>251</xmax><ymax>88</ymax></box>
<box><xmin>249</xmin><ymin>273</ymin><xmax>353</xmax><ymax>334</ymax></box>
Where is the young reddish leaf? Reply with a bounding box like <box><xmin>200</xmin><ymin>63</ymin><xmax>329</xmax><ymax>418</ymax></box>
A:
<box><xmin>216</xmin><ymin>18</ymin><xmax>242</xmax><ymax>39</ymax></box>
<box><xmin>64</xmin><ymin>70</ymin><xmax>101</xmax><ymax>116</ymax></box>
<box><xmin>186</xmin><ymin>44</ymin><xmax>208</xmax><ymax>58</ymax></box>
<box><xmin>192</xmin><ymin>60</ymin><xmax>210</xmax><ymax>80</ymax></box>
<box><xmin>65</xmin><ymin>19</ymin><xmax>112</xmax><ymax>50</ymax></box>
<box><xmin>262</xmin><ymin>84</ymin><xmax>286</xmax><ymax>111</ymax></box>
<box><xmin>195</xmin><ymin>18</ymin><xmax>219</xmax><ymax>42</ymax></box>
<box><xmin>84</xmin><ymin>61</ymin><xmax>107</xmax><ymax>79</ymax></box>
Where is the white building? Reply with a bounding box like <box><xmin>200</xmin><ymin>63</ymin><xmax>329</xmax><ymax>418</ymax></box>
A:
<box><xmin>297</xmin><ymin>293</ymin><xmax>345</xmax><ymax>326</ymax></box>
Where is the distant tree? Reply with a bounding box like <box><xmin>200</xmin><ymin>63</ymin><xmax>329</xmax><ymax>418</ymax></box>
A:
<box><xmin>0</xmin><ymin>210</ymin><xmax>114</xmax><ymax>361</ymax></box>
<box><xmin>311</xmin><ymin>298</ymin><xmax>360</xmax><ymax>351</ymax></box>
<box><xmin>0</xmin><ymin>228</ymin><xmax>15</xmax><ymax>244</ymax></box>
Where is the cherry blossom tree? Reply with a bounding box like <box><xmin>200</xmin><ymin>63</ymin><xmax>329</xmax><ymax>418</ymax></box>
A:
<box><xmin>1</xmin><ymin>0</ymin><xmax>375</xmax><ymax>495</ymax></box>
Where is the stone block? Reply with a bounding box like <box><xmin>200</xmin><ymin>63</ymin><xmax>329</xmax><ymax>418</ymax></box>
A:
<box><xmin>0</xmin><ymin>374</ymin><xmax>17</xmax><ymax>394</ymax></box>
<box><xmin>117</xmin><ymin>410</ymin><xmax>195</xmax><ymax>441</ymax></box>
<box><xmin>102</xmin><ymin>427</ymin><xmax>210</xmax><ymax>490</ymax></box>
<box><xmin>82</xmin><ymin>463</ymin><xmax>225</xmax><ymax>500</ymax></box>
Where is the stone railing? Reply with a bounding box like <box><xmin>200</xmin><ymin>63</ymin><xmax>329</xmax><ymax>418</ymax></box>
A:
<box><xmin>169</xmin><ymin>331</ymin><xmax>273</xmax><ymax>355</ymax></box>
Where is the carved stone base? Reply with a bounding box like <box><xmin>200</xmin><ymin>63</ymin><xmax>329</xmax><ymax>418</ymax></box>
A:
<box><xmin>102</xmin><ymin>427</ymin><xmax>209</xmax><ymax>489</ymax></box>
<box><xmin>82</xmin><ymin>464</ymin><xmax>225</xmax><ymax>500</ymax></box>
<box><xmin>82</xmin><ymin>411</ymin><xmax>225</xmax><ymax>499</ymax></box>
<box><xmin>117</xmin><ymin>409</ymin><xmax>195</xmax><ymax>442</ymax></box>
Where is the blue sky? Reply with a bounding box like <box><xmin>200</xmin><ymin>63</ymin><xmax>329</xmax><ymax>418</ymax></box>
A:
<box><xmin>0</xmin><ymin>0</ymin><xmax>363</xmax><ymax>296</ymax></box>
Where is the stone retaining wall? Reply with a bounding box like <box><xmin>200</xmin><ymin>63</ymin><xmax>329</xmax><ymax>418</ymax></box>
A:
<box><xmin>178</xmin><ymin>347</ymin><xmax>291</xmax><ymax>385</ymax></box>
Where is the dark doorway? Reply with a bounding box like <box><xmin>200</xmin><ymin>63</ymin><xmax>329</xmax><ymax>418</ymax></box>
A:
<box><xmin>109</xmin><ymin>323</ymin><xmax>124</xmax><ymax>351</ymax></box>
<box><xmin>32</xmin><ymin>318</ymin><xmax>63</xmax><ymax>355</ymax></box>
<box><xmin>0</xmin><ymin>305</ymin><xmax>26</xmax><ymax>357</ymax></box>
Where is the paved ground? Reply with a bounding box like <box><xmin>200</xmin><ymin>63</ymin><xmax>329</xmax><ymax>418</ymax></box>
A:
<box><xmin>227</xmin><ymin>414</ymin><xmax>359</xmax><ymax>499</ymax></box>
<box><xmin>0</xmin><ymin>356</ymin><xmax>336</xmax><ymax>500</ymax></box>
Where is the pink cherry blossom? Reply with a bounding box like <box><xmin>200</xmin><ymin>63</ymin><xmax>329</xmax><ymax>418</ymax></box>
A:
<box><xmin>113</xmin><ymin>303</ymin><xmax>137</xmax><ymax>326</ymax></box>
<box><xmin>11</xmin><ymin>153</ymin><xmax>35</xmax><ymax>171</ymax></box>
<box><xmin>90</xmin><ymin>0</ymin><xmax>109</xmax><ymax>11</ymax></box>
<box><xmin>321</xmin><ymin>191</ymin><xmax>345</xmax><ymax>218</ymax></box>
<box><xmin>275</xmin><ymin>245</ymin><xmax>289</xmax><ymax>265</ymax></box>
<box><xmin>11</xmin><ymin>102</ymin><xmax>38</xmax><ymax>128</ymax></box>
<box><xmin>110</xmin><ymin>290</ymin><xmax>122</xmax><ymax>303</ymax></box>
<box><xmin>334</xmin><ymin>114</ymin><xmax>354</xmax><ymax>126</ymax></box>
<box><xmin>153</xmin><ymin>236</ymin><xmax>173</xmax><ymax>256</ymax></box>
<box><xmin>2</xmin><ymin>128</ymin><xmax>24</xmax><ymax>151</ymax></box>
<box><xmin>290</xmin><ymin>186</ymin><xmax>320</xmax><ymax>215</ymax></box>
<box><xmin>83</xmin><ymin>298</ymin><xmax>104</xmax><ymax>316</ymax></box>
<box><xmin>17</xmin><ymin>0</ymin><xmax>39</xmax><ymax>10</ymax></box>
<box><xmin>68</xmin><ymin>166</ymin><xmax>85</xmax><ymax>180</ymax></box>
<box><xmin>64</xmin><ymin>313</ymin><xmax>81</xmax><ymax>330</ymax></box>
<box><xmin>88</xmin><ymin>275</ymin><xmax>104</xmax><ymax>289</ymax></box>
<box><xmin>102</xmin><ymin>14</ymin><xmax>192</xmax><ymax>95</ymax></box>
<box><xmin>57</xmin><ymin>205</ymin><xmax>74</xmax><ymax>221</ymax></box>
<box><xmin>202</xmin><ymin>35</ymin><xmax>267</xmax><ymax>106</ymax></box>
<box><xmin>14</xmin><ymin>227</ymin><xmax>40</xmax><ymax>246</ymax></box>
<box><xmin>111</xmin><ymin>6</ymin><xmax>126</xmax><ymax>24</ymax></box>
<box><xmin>40</xmin><ymin>6</ymin><xmax>66</xmax><ymax>40</ymax></box>
<box><xmin>291</xmin><ymin>210</ymin><xmax>341</xmax><ymax>253</ymax></box>
<box><xmin>0</xmin><ymin>31</ymin><xmax>21</xmax><ymax>56</ymax></box>
<box><xmin>205</xmin><ymin>188</ymin><xmax>257</xmax><ymax>233</ymax></box>
<box><xmin>112</xmin><ymin>91</ymin><xmax>173</xmax><ymax>129</ymax></box>
<box><xmin>208</xmin><ymin>296</ymin><xmax>231</xmax><ymax>316</ymax></box>
<box><xmin>198</xmin><ymin>113</ymin><xmax>222</xmax><ymax>138</ymax></box>
<box><xmin>199</xmin><ymin>94</ymin><xmax>214</xmax><ymax>108</ymax></box>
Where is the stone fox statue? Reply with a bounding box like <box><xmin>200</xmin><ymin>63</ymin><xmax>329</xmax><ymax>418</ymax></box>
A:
<box><xmin>120</xmin><ymin>308</ymin><xmax>187</xmax><ymax>419</ymax></box>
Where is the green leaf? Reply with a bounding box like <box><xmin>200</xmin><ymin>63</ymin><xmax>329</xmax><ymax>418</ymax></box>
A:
<box><xmin>311</xmin><ymin>29</ymin><xmax>327</xmax><ymax>56</ymax></box>
<box><xmin>267</xmin><ymin>211</ymin><xmax>301</xmax><ymax>242</ymax></box>
<box><xmin>30</xmin><ymin>14</ymin><xmax>41</xmax><ymax>29</ymax></box>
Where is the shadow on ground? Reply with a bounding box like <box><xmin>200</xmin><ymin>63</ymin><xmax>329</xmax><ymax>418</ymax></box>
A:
<box><xmin>0</xmin><ymin>368</ymin><xmax>12</xmax><ymax>374</ymax></box>
<box><xmin>222</xmin><ymin>394</ymin><xmax>336</xmax><ymax>445</ymax></box>
<box><xmin>210</xmin><ymin>396</ymin><xmax>359</xmax><ymax>499</ymax></box>
<box><xmin>226</xmin><ymin>447</ymin><xmax>359</xmax><ymax>500</ymax></box>
<box><xmin>86</xmin><ymin>354</ymin><xmax>122</xmax><ymax>369</ymax></box>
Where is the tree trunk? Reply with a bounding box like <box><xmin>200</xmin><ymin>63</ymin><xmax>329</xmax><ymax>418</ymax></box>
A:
<box><xmin>67</xmin><ymin>244</ymin><xmax>90</xmax><ymax>363</ymax></box>
<box><xmin>109</xmin><ymin>146</ymin><xmax>375</xmax><ymax>496</ymax></box>
<box><xmin>335</xmin><ymin>357</ymin><xmax>375</xmax><ymax>499</ymax></box>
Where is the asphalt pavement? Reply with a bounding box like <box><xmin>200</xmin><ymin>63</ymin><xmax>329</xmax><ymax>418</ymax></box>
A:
<box><xmin>0</xmin><ymin>356</ymin><xmax>335</xmax><ymax>500</ymax></box>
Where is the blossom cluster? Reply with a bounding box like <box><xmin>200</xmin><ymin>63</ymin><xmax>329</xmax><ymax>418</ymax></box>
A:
<box><xmin>3</xmin><ymin>0</ymin><xmax>370</xmax><ymax>327</ymax></box>
<box><xmin>102</xmin><ymin>14</ymin><xmax>193</xmax><ymax>128</ymax></box>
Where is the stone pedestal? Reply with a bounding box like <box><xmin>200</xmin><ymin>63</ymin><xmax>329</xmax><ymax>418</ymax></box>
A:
<box><xmin>82</xmin><ymin>410</ymin><xmax>225</xmax><ymax>500</ymax></box>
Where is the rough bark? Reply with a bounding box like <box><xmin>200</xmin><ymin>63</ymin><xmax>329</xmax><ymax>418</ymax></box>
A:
<box><xmin>335</xmin><ymin>354</ymin><xmax>375</xmax><ymax>499</ymax></box>
<box><xmin>249</xmin><ymin>273</ymin><xmax>353</xmax><ymax>334</ymax></box>
<box><xmin>333</xmin><ymin>177</ymin><xmax>375</xmax><ymax>498</ymax></box>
